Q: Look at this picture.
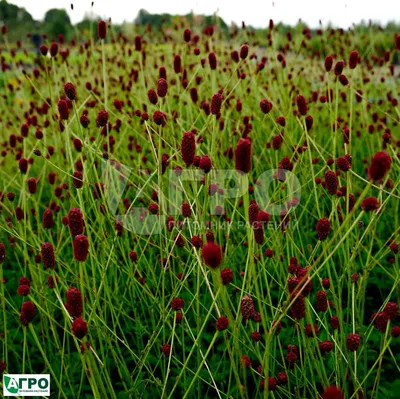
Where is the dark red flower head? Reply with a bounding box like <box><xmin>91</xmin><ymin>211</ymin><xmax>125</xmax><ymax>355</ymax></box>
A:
<box><xmin>199</xmin><ymin>155</ymin><xmax>212</xmax><ymax>173</ymax></box>
<box><xmin>173</xmin><ymin>54</ymin><xmax>182</xmax><ymax>73</ymax></box>
<box><xmin>346</xmin><ymin>333</ymin><xmax>360</xmax><ymax>351</ymax></box>
<box><xmin>316</xmin><ymin>218</ymin><xmax>331</xmax><ymax>241</ymax></box>
<box><xmin>0</xmin><ymin>243</ymin><xmax>5</xmax><ymax>263</ymax></box>
<box><xmin>17</xmin><ymin>285</ymin><xmax>30</xmax><ymax>296</ymax></box>
<box><xmin>73</xmin><ymin>235</ymin><xmax>89</xmax><ymax>262</ymax></box>
<box><xmin>72</xmin><ymin>317</ymin><xmax>88</xmax><ymax>339</ymax></box>
<box><xmin>169</xmin><ymin>296</ymin><xmax>184</xmax><ymax>311</ymax></box>
<box><xmin>325</xmin><ymin>170</ymin><xmax>338</xmax><ymax>195</ymax></box>
<box><xmin>216</xmin><ymin>316</ymin><xmax>229</xmax><ymax>331</ymax></box>
<box><xmin>161</xmin><ymin>343</ymin><xmax>171</xmax><ymax>356</ymax></box>
<box><xmin>19</xmin><ymin>158</ymin><xmax>28</xmax><ymax>174</ymax></box>
<box><xmin>64</xmin><ymin>82</ymin><xmax>76</xmax><ymax>101</ymax></box>
<box><xmin>27</xmin><ymin>178</ymin><xmax>38</xmax><ymax>194</ymax></box>
<box><xmin>368</xmin><ymin>151</ymin><xmax>391</xmax><ymax>181</ymax></box>
<box><xmin>220</xmin><ymin>268</ymin><xmax>233</xmax><ymax>285</ymax></box>
<box><xmin>349</xmin><ymin>50</ymin><xmax>359</xmax><ymax>69</ymax></box>
<box><xmin>334</xmin><ymin>60</ymin><xmax>344</xmax><ymax>76</ymax></box>
<box><xmin>181</xmin><ymin>202</ymin><xmax>192</xmax><ymax>218</ymax></box>
<box><xmin>57</xmin><ymin>99</ymin><xmax>69</xmax><ymax>120</ymax></box>
<box><xmin>208</xmin><ymin>52</ymin><xmax>217</xmax><ymax>70</ymax></box>
<box><xmin>296</xmin><ymin>95</ymin><xmax>308</xmax><ymax>115</ymax></box>
<box><xmin>72</xmin><ymin>170</ymin><xmax>84</xmax><ymax>188</ymax></box>
<box><xmin>260</xmin><ymin>99</ymin><xmax>272</xmax><ymax>114</ymax></box>
<box><xmin>43</xmin><ymin>209</ymin><xmax>54</xmax><ymax>229</ymax></box>
<box><xmin>50</xmin><ymin>42</ymin><xmax>58</xmax><ymax>57</ymax></box>
<box><xmin>41</xmin><ymin>242</ymin><xmax>55</xmax><ymax>269</ymax></box>
<box><xmin>98</xmin><ymin>20</ymin><xmax>107</xmax><ymax>39</ymax></box>
<box><xmin>191</xmin><ymin>235</ymin><xmax>203</xmax><ymax>248</ymax></box>
<box><xmin>20</xmin><ymin>301</ymin><xmax>36</xmax><ymax>326</ymax></box>
<box><xmin>324</xmin><ymin>55</ymin><xmax>333</xmax><ymax>72</ymax></box>
<box><xmin>181</xmin><ymin>132</ymin><xmax>196</xmax><ymax>166</ymax></box>
<box><xmin>68</xmin><ymin>207</ymin><xmax>84</xmax><ymax>236</ymax></box>
<box><xmin>384</xmin><ymin>302</ymin><xmax>399</xmax><ymax>319</ymax></box>
<box><xmin>240</xmin><ymin>44</ymin><xmax>249</xmax><ymax>59</ymax></box>
<box><xmin>235</xmin><ymin>138</ymin><xmax>252</xmax><ymax>173</ymax></box>
<box><xmin>240</xmin><ymin>295</ymin><xmax>255</xmax><ymax>320</ymax></box>
<box><xmin>183</xmin><ymin>28</ymin><xmax>191</xmax><ymax>43</ymax></box>
<box><xmin>202</xmin><ymin>242</ymin><xmax>222</xmax><ymax>268</ymax></box>
<box><xmin>153</xmin><ymin>111</ymin><xmax>167</xmax><ymax>127</ymax></box>
<box><xmin>96</xmin><ymin>110</ymin><xmax>108</xmax><ymax>127</ymax></box>
<box><xmin>373</xmin><ymin>311</ymin><xmax>389</xmax><ymax>333</ymax></box>
<box><xmin>322</xmin><ymin>386</ymin><xmax>344</xmax><ymax>399</ymax></box>
<box><xmin>361</xmin><ymin>197</ymin><xmax>379</xmax><ymax>212</ymax></box>
<box><xmin>66</xmin><ymin>287</ymin><xmax>83</xmax><ymax>318</ymax></box>
<box><xmin>39</xmin><ymin>44</ymin><xmax>48</xmax><ymax>56</ymax></box>
<box><xmin>157</xmin><ymin>78</ymin><xmax>168</xmax><ymax>98</ymax></box>
<box><xmin>336</xmin><ymin>156</ymin><xmax>351</xmax><ymax>172</ymax></box>
<box><xmin>147</xmin><ymin>89</ymin><xmax>158</xmax><ymax>104</ymax></box>
<box><xmin>211</xmin><ymin>92</ymin><xmax>223</xmax><ymax>115</ymax></box>
<box><xmin>316</xmin><ymin>290</ymin><xmax>328</xmax><ymax>312</ymax></box>
<box><xmin>135</xmin><ymin>35</ymin><xmax>142</xmax><ymax>51</ymax></box>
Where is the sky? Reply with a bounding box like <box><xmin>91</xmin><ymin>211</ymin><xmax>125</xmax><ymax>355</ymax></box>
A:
<box><xmin>5</xmin><ymin>0</ymin><xmax>400</xmax><ymax>28</ymax></box>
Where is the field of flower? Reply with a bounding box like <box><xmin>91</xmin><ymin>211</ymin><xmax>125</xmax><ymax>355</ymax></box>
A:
<box><xmin>0</xmin><ymin>18</ymin><xmax>399</xmax><ymax>399</ymax></box>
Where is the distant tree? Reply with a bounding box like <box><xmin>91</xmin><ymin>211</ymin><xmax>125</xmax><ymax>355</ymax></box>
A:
<box><xmin>43</xmin><ymin>8</ymin><xmax>72</xmax><ymax>40</ymax></box>
<box><xmin>0</xmin><ymin>0</ymin><xmax>34</xmax><ymax>24</ymax></box>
